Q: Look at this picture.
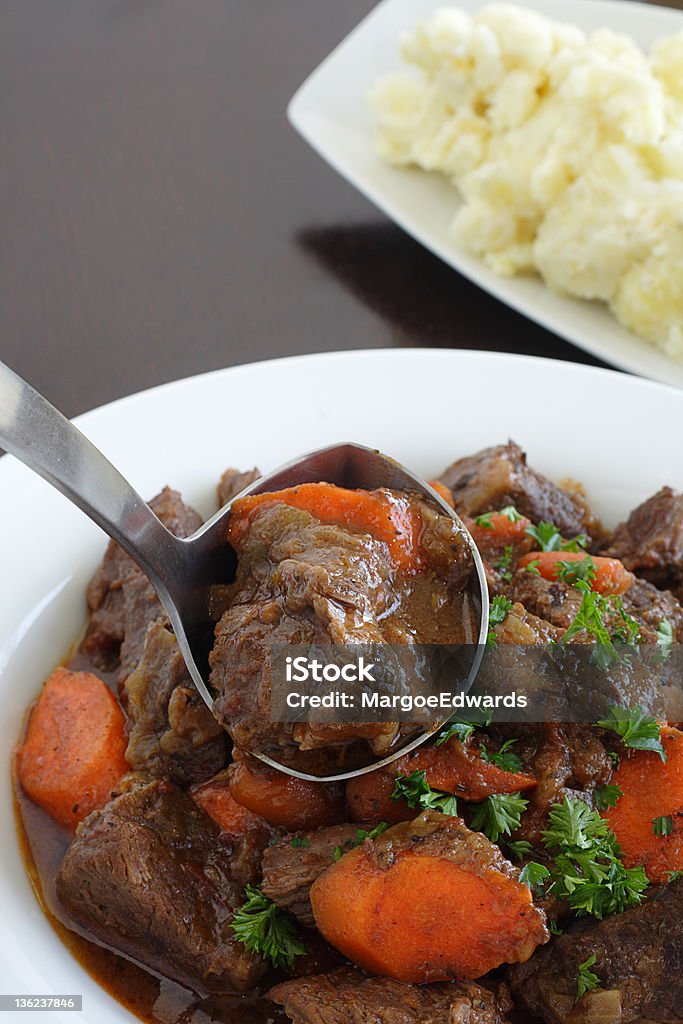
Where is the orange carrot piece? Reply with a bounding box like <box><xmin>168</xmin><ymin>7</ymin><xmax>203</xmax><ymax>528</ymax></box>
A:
<box><xmin>518</xmin><ymin>551</ymin><xmax>633</xmax><ymax>595</ymax></box>
<box><xmin>193</xmin><ymin>777</ymin><xmax>271</xmax><ymax>836</ymax></box>
<box><xmin>228</xmin><ymin>483</ymin><xmax>424</xmax><ymax>572</ymax></box>
<box><xmin>604</xmin><ymin>725</ymin><xmax>683</xmax><ymax>883</ymax></box>
<box><xmin>310</xmin><ymin>816</ymin><xmax>548</xmax><ymax>982</ymax></box>
<box><xmin>428</xmin><ymin>480</ymin><xmax>455</xmax><ymax>509</ymax></box>
<box><xmin>16</xmin><ymin>667</ymin><xmax>128</xmax><ymax>831</ymax></box>
<box><xmin>346</xmin><ymin>739</ymin><xmax>536</xmax><ymax>823</ymax></box>
<box><xmin>229</xmin><ymin>761</ymin><xmax>346</xmax><ymax>831</ymax></box>
<box><xmin>469</xmin><ymin>512</ymin><xmax>532</xmax><ymax>548</ymax></box>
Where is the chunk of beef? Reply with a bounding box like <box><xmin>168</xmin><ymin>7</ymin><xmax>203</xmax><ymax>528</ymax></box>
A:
<box><xmin>262</xmin><ymin>825</ymin><xmax>361</xmax><ymax>927</ymax></box>
<box><xmin>602</xmin><ymin>487</ymin><xmax>683</xmax><ymax>595</ymax></box>
<box><xmin>440</xmin><ymin>443</ymin><xmax>598</xmax><ymax>541</ymax></box>
<box><xmin>621</xmin><ymin>577</ymin><xmax>683</xmax><ymax>643</ymax></box>
<box><xmin>210</xmin><ymin>495</ymin><xmax>475</xmax><ymax>769</ymax></box>
<box><xmin>56</xmin><ymin>780</ymin><xmax>265</xmax><ymax>995</ymax></box>
<box><xmin>506</xmin><ymin>571</ymin><xmax>581</xmax><ymax>630</ymax></box>
<box><xmin>81</xmin><ymin>486</ymin><xmax>202</xmax><ymax>677</ymax></box>
<box><xmin>508</xmin><ymin>878</ymin><xmax>683</xmax><ymax>1023</ymax></box>
<box><xmin>124</xmin><ymin>621</ymin><xmax>226</xmax><ymax>785</ymax></box>
<box><xmin>269</xmin><ymin>967</ymin><xmax>512</xmax><ymax>1024</ymax></box>
<box><xmin>218</xmin><ymin>467</ymin><xmax>261</xmax><ymax>509</ymax></box>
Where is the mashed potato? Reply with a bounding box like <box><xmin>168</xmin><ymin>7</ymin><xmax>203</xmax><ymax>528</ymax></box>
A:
<box><xmin>370</xmin><ymin>4</ymin><xmax>683</xmax><ymax>360</ymax></box>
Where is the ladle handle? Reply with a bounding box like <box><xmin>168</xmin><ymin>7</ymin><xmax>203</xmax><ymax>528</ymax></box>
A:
<box><xmin>0</xmin><ymin>359</ymin><xmax>181</xmax><ymax>598</ymax></box>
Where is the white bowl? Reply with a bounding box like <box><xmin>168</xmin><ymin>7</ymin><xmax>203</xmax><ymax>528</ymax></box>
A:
<box><xmin>2</xmin><ymin>349</ymin><xmax>682</xmax><ymax>1021</ymax></box>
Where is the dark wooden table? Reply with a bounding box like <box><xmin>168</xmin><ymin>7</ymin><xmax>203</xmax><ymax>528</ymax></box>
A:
<box><xmin>1</xmin><ymin>0</ymin><xmax>679</xmax><ymax>417</ymax></box>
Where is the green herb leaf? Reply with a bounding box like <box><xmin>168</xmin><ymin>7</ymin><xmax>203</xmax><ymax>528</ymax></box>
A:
<box><xmin>505</xmin><ymin>839</ymin><xmax>534</xmax><ymax>862</ymax></box>
<box><xmin>523</xmin><ymin>558</ymin><xmax>541</xmax><ymax>575</ymax></box>
<box><xmin>561</xmin><ymin>584</ymin><xmax>640</xmax><ymax>669</ymax></box>
<box><xmin>231</xmin><ymin>886</ymin><xmax>306</xmax><ymax>968</ymax></box>
<box><xmin>494</xmin><ymin>544</ymin><xmax>514</xmax><ymax>582</ymax></box>
<box><xmin>596</xmin><ymin>705</ymin><xmax>665</xmax><ymax>762</ymax></box>
<box><xmin>548</xmin><ymin>920</ymin><xmax>564</xmax><ymax>935</ymax></box>
<box><xmin>555</xmin><ymin>555</ymin><xmax>597</xmax><ymax>587</ymax></box>
<box><xmin>392</xmin><ymin>770</ymin><xmax>458</xmax><ymax>817</ymax></box>
<box><xmin>487</xmin><ymin>595</ymin><xmax>513</xmax><ymax>646</ymax></box>
<box><xmin>525</xmin><ymin>520</ymin><xmax>588</xmax><ymax>553</ymax></box>
<box><xmin>656</xmin><ymin>619</ymin><xmax>674</xmax><ymax>663</ymax></box>
<box><xmin>333</xmin><ymin>845</ymin><xmax>343</xmax><ymax>861</ymax></box>
<box><xmin>518</xmin><ymin>861</ymin><xmax>551</xmax><ymax>894</ymax></box>
<box><xmin>474</xmin><ymin>511</ymin><xmax>494</xmax><ymax>529</ymax></box>
<box><xmin>576</xmin><ymin>955</ymin><xmax>600</xmax><ymax>1001</ymax></box>
<box><xmin>593</xmin><ymin>785</ymin><xmax>622</xmax><ymax>811</ymax></box>
<box><xmin>435</xmin><ymin>720</ymin><xmax>475</xmax><ymax>745</ymax></box>
<box><xmin>481</xmin><ymin>738</ymin><xmax>523</xmax><ymax>774</ymax></box>
<box><xmin>290</xmin><ymin>836</ymin><xmax>311</xmax><ymax>849</ymax></box>
<box><xmin>470</xmin><ymin>792</ymin><xmax>528</xmax><ymax>843</ymax></box>
<box><xmin>653</xmin><ymin>815</ymin><xmax>673</xmax><ymax>838</ymax></box>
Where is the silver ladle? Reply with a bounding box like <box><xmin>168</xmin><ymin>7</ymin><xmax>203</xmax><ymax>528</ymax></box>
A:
<box><xmin>0</xmin><ymin>359</ymin><xmax>489</xmax><ymax>780</ymax></box>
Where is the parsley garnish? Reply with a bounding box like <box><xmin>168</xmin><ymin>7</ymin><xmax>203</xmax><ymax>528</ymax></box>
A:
<box><xmin>596</xmin><ymin>705</ymin><xmax>665</xmax><ymax>762</ymax></box>
<box><xmin>653</xmin><ymin>815</ymin><xmax>673</xmax><ymax>838</ymax></box>
<box><xmin>470</xmin><ymin>792</ymin><xmax>528</xmax><ymax>843</ymax></box>
<box><xmin>548</xmin><ymin>920</ymin><xmax>564</xmax><ymax>935</ymax></box>
<box><xmin>556</xmin><ymin>555</ymin><xmax>597</xmax><ymax>587</ymax></box>
<box><xmin>561</xmin><ymin>582</ymin><xmax>640</xmax><ymax>669</ymax></box>
<box><xmin>290</xmin><ymin>836</ymin><xmax>311</xmax><ymax>849</ymax></box>
<box><xmin>487</xmin><ymin>595</ymin><xmax>513</xmax><ymax>646</ymax></box>
<box><xmin>505</xmin><ymin>839</ymin><xmax>534</xmax><ymax>862</ymax></box>
<box><xmin>523</xmin><ymin>558</ymin><xmax>541</xmax><ymax>575</ymax></box>
<box><xmin>541</xmin><ymin>796</ymin><xmax>648</xmax><ymax>919</ymax></box>
<box><xmin>518</xmin><ymin>861</ymin><xmax>551</xmax><ymax>895</ymax></box>
<box><xmin>494</xmin><ymin>544</ymin><xmax>514</xmax><ymax>582</ymax></box>
<box><xmin>576</xmin><ymin>955</ymin><xmax>600</xmax><ymax>1001</ymax></box>
<box><xmin>594</xmin><ymin>785</ymin><xmax>622</xmax><ymax>811</ymax></box>
<box><xmin>481</xmin><ymin>738</ymin><xmax>523</xmax><ymax>774</ymax></box>
<box><xmin>435</xmin><ymin>713</ymin><xmax>493</xmax><ymax>747</ymax></box>
<box><xmin>231</xmin><ymin>886</ymin><xmax>306</xmax><ymax>968</ymax></box>
<box><xmin>525</xmin><ymin>521</ymin><xmax>588</xmax><ymax>553</ymax></box>
<box><xmin>392</xmin><ymin>770</ymin><xmax>458</xmax><ymax>816</ymax></box>
<box><xmin>656</xmin><ymin>619</ymin><xmax>674</xmax><ymax>662</ymax></box>
<box><xmin>475</xmin><ymin>505</ymin><xmax>521</xmax><ymax>528</ymax></box>
<box><xmin>667</xmin><ymin>870</ymin><xmax>683</xmax><ymax>882</ymax></box>
<box><xmin>333</xmin><ymin>822</ymin><xmax>390</xmax><ymax>862</ymax></box>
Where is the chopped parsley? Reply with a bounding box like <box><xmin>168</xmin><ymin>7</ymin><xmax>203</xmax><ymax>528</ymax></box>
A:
<box><xmin>475</xmin><ymin>505</ymin><xmax>521</xmax><ymax>528</ymax></box>
<box><xmin>653</xmin><ymin>815</ymin><xmax>673</xmax><ymax>838</ymax></box>
<box><xmin>481</xmin><ymin>738</ymin><xmax>523</xmax><ymax>774</ymax></box>
<box><xmin>576</xmin><ymin>955</ymin><xmax>600</xmax><ymax>1001</ymax></box>
<box><xmin>494</xmin><ymin>544</ymin><xmax>514</xmax><ymax>582</ymax></box>
<box><xmin>525</xmin><ymin>520</ymin><xmax>588</xmax><ymax>553</ymax></box>
<box><xmin>667</xmin><ymin>870</ymin><xmax>683</xmax><ymax>882</ymax></box>
<box><xmin>541</xmin><ymin>796</ymin><xmax>649</xmax><ymax>919</ymax></box>
<box><xmin>290</xmin><ymin>836</ymin><xmax>311</xmax><ymax>849</ymax></box>
<box><xmin>470</xmin><ymin>792</ymin><xmax>528</xmax><ymax>843</ymax></box>
<box><xmin>656</xmin><ymin>619</ymin><xmax>674</xmax><ymax>662</ymax></box>
<box><xmin>392</xmin><ymin>770</ymin><xmax>458</xmax><ymax>816</ymax></box>
<box><xmin>435</xmin><ymin>713</ymin><xmax>493</xmax><ymax>747</ymax></box>
<box><xmin>523</xmin><ymin>558</ymin><xmax>541</xmax><ymax>575</ymax></box>
<box><xmin>596</xmin><ymin>705</ymin><xmax>665</xmax><ymax>761</ymax></box>
<box><xmin>561</xmin><ymin>581</ymin><xmax>640</xmax><ymax>669</ymax></box>
<box><xmin>232</xmin><ymin>886</ymin><xmax>306</xmax><ymax>968</ymax></box>
<box><xmin>487</xmin><ymin>595</ymin><xmax>513</xmax><ymax>646</ymax></box>
<box><xmin>555</xmin><ymin>555</ymin><xmax>597</xmax><ymax>587</ymax></box>
<box><xmin>505</xmin><ymin>839</ymin><xmax>534</xmax><ymax>862</ymax></box>
<box><xmin>593</xmin><ymin>785</ymin><xmax>622</xmax><ymax>811</ymax></box>
<box><xmin>548</xmin><ymin>920</ymin><xmax>564</xmax><ymax>936</ymax></box>
<box><xmin>333</xmin><ymin>822</ymin><xmax>391</xmax><ymax>861</ymax></box>
<box><xmin>518</xmin><ymin>861</ymin><xmax>551</xmax><ymax>895</ymax></box>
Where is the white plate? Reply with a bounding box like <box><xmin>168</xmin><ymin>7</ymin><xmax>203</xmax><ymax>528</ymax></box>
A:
<box><xmin>287</xmin><ymin>0</ymin><xmax>683</xmax><ymax>388</ymax></box>
<box><xmin>1</xmin><ymin>349</ymin><xmax>683</xmax><ymax>1022</ymax></box>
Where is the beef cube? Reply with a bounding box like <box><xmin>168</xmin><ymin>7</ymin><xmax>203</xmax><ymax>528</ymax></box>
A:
<box><xmin>56</xmin><ymin>780</ymin><xmax>265</xmax><ymax>995</ymax></box>
<box><xmin>269</xmin><ymin>967</ymin><xmax>512</xmax><ymax>1024</ymax></box>
<box><xmin>621</xmin><ymin>577</ymin><xmax>683</xmax><ymax>643</ymax></box>
<box><xmin>218</xmin><ymin>467</ymin><xmax>261</xmax><ymax>508</ymax></box>
<box><xmin>441</xmin><ymin>443</ymin><xmax>598</xmax><ymax>541</ymax></box>
<box><xmin>81</xmin><ymin>486</ymin><xmax>202</xmax><ymax>676</ymax></box>
<box><xmin>506</xmin><ymin>572</ymin><xmax>582</xmax><ymax>630</ymax></box>
<box><xmin>262</xmin><ymin>825</ymin><xmax>361</xmax><ymax>927</ymax></box>
<box><xmin>124</xmin><ymin>620</ymin><xmax>226</xmax><ymax>785</ymax></box>
<box><xmin>508</xmin><ymin>878</ymin><xmax>683</xmax><ymax>1023</ymax></box>
<box><xmin>602</xmin><ymin>487</ymin><xmax>683</xmax><ymax>594</ymax></box>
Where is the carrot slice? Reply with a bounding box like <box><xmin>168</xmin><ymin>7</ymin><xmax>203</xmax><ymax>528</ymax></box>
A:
<box><xmin>228</xmin><ymin>483</ymin><xmax>424</xmax><ymax>572</ymax></box>
<box><xmin>193</xmin><ymin>777</ymin><xmax>271</xmax><ymax>836</ymax></box>
<box><xmin>428</xmin><ymin>480</ymin><xmax>455</xmax><ymax>509</ymax></box>
<box><xmin>469</xmin><ymin>512</ymin><xmax>532</xmax><ymax>548</ymax></box>
<box><xmin>16</xmin><ymin>667</ymin><xmax>128</xmax><ymax>831</ymax></box>
<box><xmin>310</xmin><ymin>813</ymin><xmax>548</xmax><ymax>982</ymax></box>
<box><xmin>229</xmin><ymin>761</ymin><xmax>346</xmax><ymax>831</ymax></box>
<box><xmin>603</xmin><ymin>725</ymin><xmax>683</xmax><ymax>883</ymax></box>
<box><xmin>346</xmin><ymin>739</ymin><xmax>536</xmax><ymax>823</ymax></box>
<box><xmin>518</xmin><ymin>551</ymin><xmax>633</xmax><ymax>595</ymax></box>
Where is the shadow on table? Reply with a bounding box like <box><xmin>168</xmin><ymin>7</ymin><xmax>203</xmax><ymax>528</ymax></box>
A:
<box><xmin>296</xmin><ymin>221</ymin><xmax>611</xmax><ymax>367</ymax></box>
